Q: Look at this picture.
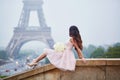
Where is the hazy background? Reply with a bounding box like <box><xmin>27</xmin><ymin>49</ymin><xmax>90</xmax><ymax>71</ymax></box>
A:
<box><xmin>0</xmin><ymin>0</ymin><xmax>120</xmax><ymax>49</ymax></box>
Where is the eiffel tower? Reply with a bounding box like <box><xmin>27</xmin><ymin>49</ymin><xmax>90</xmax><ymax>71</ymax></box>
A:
<box><xmin>6</xmin><ymin>0</ymin><xmax>54</xmax><ymax>59</ymax></box>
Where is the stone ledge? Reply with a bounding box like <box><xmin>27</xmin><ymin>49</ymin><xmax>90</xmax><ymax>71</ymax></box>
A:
<box><xmin>3</xmin><ymin>58</ymin><xmax>120</xmax><ymax>80</ymax></box>
<box><xmin>76</xmin><ymin>58</ymin><xmax>120</xmax><ymax>66</ymax></box>
<box><xmin>3</xmin><ymin>64</ymin><xmax>55</xmax><ymax>80</ymax></box>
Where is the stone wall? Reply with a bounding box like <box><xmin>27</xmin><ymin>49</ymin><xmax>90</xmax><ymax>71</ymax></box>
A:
<box><xmin>3</xmin><ymin>59</ymin><xmax>120</xmax><ymax>80</ymax></box>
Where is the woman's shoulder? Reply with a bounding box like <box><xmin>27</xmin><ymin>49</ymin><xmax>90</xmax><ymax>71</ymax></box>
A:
<box><xmin>69</xmin><ymin>37</ymin><xmax>73</xmax><ymax>41</ymax></box>
<box><xmin>69</xmin><ymin>37</ymin><xmax>74</xmax><ymax>44</ymax></box>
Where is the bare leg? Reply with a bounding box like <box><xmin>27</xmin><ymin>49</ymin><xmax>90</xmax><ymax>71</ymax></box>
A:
<box><xmin>34</xmin><ymin>53</ymin><xmax>47</xmax><ymax>62</ymax></box>
<box><xmin>28</xmin><ymin>53</ymin><xmax>47</xmax><ymax>67</ymax></box>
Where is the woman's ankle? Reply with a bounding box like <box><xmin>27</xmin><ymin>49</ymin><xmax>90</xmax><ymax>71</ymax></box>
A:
<box><xmin>32</xmin><ymin>59</ymin><xmax>37</xmax><ymax>63</ymax></box>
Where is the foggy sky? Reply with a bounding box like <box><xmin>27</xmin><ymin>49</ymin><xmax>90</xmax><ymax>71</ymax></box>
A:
<box><xmin>0</xmin><ymin>0</ymin><xmax>120</xmax><ymax>48</ymax></box>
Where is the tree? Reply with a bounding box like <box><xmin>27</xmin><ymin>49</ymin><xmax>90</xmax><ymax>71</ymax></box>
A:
<box><xmin>90</xmin><ymin>47</ymin><xmax>105</xmax><ymax>58</ymax></box>
<box><xmin>104</xmin><ymin>46</ymin><xmax>120</xmax><ymax>58</ymax></box>
<box><xmin>114</xmin><ymin>42</ymin><xmax>120</xmax><ymax>47</ymax></box>
<box><xmin>82</xmin><ymin>45</ymin><xmax>96</xmax><ymax>58</ymax></box>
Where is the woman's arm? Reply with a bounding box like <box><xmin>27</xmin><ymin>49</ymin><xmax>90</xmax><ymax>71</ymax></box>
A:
<box><xmin>75</xmin><ymin>48</ymin><xmax>84</xmax><ymax>59</ymax></box>
<box><xmin>70</xmin><ymin>38</ymin><xmax>86</xmax><ymax>63</ymax></box>
<box><xmin>70</xmin><ymin>37</ymin><xmax>83</xmax><ymax>58</ymax></box>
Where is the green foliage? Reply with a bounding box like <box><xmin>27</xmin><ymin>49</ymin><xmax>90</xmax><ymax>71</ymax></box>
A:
<box><xmin>104</xmin><ymin>46</ymin><xmax>120</xmax><ymax>58</ymax></box>
<box><xmin>114</xmin><ymin>42</ymin><xmax>120</xmax><ymax>47</ymax></box>
<box><xmin>83</xmin><ymin>45</ymin><xmax>97</xmax><ymax>58</ymax></box>
<box><xmin>90</xmin><ymin>47</ymin><xmax>105</xmax><ymax>58</ymax></box>
<box><xmin>0</xmin><ymin>75</ymin><xmax>7</xmax><ymax>78</ymax></box>
<box><xmin>90</xmin><ymin>42</ymin><xmax>120</xmax><ymax>58</ymax></box>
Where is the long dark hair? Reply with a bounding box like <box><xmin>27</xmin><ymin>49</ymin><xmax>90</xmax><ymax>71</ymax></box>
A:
<box><xmin>69</xmin><ymin>25</ymin><xmax>83</xmax><ymax>50</ymax></box>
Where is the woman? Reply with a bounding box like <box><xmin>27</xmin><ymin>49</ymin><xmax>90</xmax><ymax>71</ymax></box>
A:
<box><xmin>28</xmin><ymin>25</ymin><xmax>86</xmax><ymax>71</ymax></box>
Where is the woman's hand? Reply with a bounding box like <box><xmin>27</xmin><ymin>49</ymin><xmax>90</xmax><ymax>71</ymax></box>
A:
<box><xmin>70</xmin><ymin>37</ymin><xmax>86</xmax><ymax>63</ymax></box>
<box><xmin>81</xmin><ymin>57</ymin><xmax>86</xmax><ymax>63</ymax></box>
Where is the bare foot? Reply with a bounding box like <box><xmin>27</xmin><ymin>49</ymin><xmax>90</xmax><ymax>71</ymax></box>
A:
<box><xmin>27</xmin><ymin>62</ymin><xmax>37</xmax><ymax>67</ymax></box>
<box><xmin>27</xmin><ymin>59</ymin><xmax>38</xmax><ymax>67</ymax></box>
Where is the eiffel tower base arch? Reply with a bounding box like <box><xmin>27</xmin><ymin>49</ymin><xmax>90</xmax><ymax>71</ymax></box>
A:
<box><xmin>6</xmin><ymin>27</ymin><xmax>54</xmax><ymax>59</ymax></box>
